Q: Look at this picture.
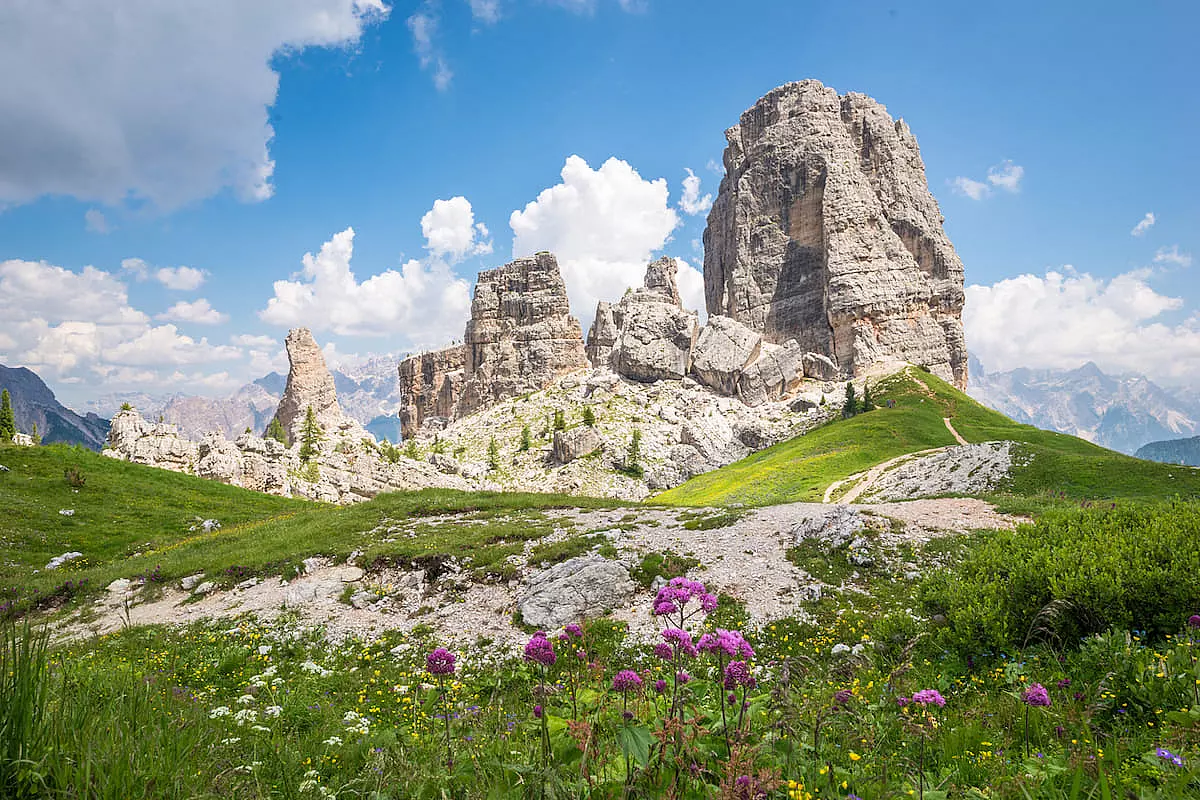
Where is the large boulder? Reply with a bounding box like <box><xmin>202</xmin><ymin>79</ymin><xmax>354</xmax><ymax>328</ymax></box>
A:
<box><xmin>802</xmin><ymin>352</ymin><xmax>839</xmax><ymax>381</ymax></box>
<box><xmin>517</xmin><ymin>554</ymin><xmax>636</xmax><ymax>629</ymax></box>
<box><xmin>689</xmin><ymin>315</ymin><xmax>762</xmax><ymax>395</ymax></box>
<box><xmin>737</xmin><ymin>340</ymin><xmax>804</xmax><ymax>407</ymax></box>
<box><xmin>552</xmin><ymin>426</ymin><xmax>602</xmax><ymax>464</ymax></box>
<box><xmin>611</xmin><ymin>296</ymin><xmax>699</xmax><ymax>382</ymax></box>
<box><xmin>104</xmin><ymin>408</ymin><xmax>197</xmax><ymax>472</ymax></box>
<box><xmin>585</xmin><ymin>301</ymin><xmax>619</xmax><ymax>368</ymax></box>
<box><xmin>703</xmin><ymin>79</ymin><xmax>968</xmax><ymax>389</ymax></box>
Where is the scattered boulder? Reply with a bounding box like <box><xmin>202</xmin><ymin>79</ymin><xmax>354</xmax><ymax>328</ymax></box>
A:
<box><xmin>689</xmin><ymin>315</ymin><xmax>762</xmax><ymax>395</ymax></box>
<box><xmin>802</xmin><ymin>352</ymin><xmax>838</xmax><ymax>381</ymax></box>
<box><xmin>517</xmin><ymin>554</ymin><xmax>636</xmax><ymax>629</ymax></box>
<box><xmin>45</xmin><ymin>551</ymin><xmax>83</xmax><ymax>570</ymax></box>
<box><xmin>737</xmin><ymin>341</ymin><xmax>804</xmax><ymax>407</ymax></box>
<box><xmin>552</xmin><ymin>426</ymin><xmax>602</xmax><ymax>464</ymax></box>
<box><xmin>791</xmin><ymin>507</ymin><xmax>868</xmax><ymax>550</ymax></box>
<box><xmin>181</xmin><ymin>574</ymin><xmax>205</xmax><ymax>591</ymax></box>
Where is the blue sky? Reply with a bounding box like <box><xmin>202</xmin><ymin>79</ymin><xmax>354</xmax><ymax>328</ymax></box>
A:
<box><xmin>1</xmin><ymin>0</ymin><xmax>1197</xmax><ymax>407</ymax></box>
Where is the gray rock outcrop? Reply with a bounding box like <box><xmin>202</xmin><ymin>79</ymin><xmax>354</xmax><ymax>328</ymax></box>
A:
<box><xmin>608</xmin><ymin>260</ymin><xmax>699</xmax><ymax>383</ymax></box>
<box><xmin>269</xmin><ymin>328</ymin><xmax>364</xmax><ymax>445</ymax></box>
<box><xmin>457</xmin><ymin>252</ymin><xmax>589</xmax><ymax>416</ymax></box>
<box><xmin>704</xmin><ymin>79</ymin><xmax>968</xmax><ymax>389</ymax></box>
<box><xmin>398</xmin><ymin>345</ymin><xmax>466</xmax><ymax>439</ymax></box>
<box><xmin>517</xmin><ymin>554</ymin><xmax>636</xmax><ymax>629</ymax></box>
<box><xmin>689</xmin><ymin>315</ymin><xmax>762</xmax><ymax>395</ymax></box>
<box><xmin>737</xmin><ymin>341</ymin><xmax>805</xmax><ymax>407</ymax></box>
<box><xmin>585</xmin><ymin>302</ymin><xmax>619</xmax><ymax>368</ymax></box>
<box><xmin>790</xmin><ymin>506</ymin><xmax>868</xmax><ymax>550</ymax></box>
<box><xmin>552</xmin><ymin>426</ymin><xmax>602</xmax><ymax>464</ymax></box>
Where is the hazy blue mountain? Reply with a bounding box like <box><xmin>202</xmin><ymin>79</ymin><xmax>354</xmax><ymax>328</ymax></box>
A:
<box><xmin>1136</xmin><ymin>436</ymin><xmax>1200</xmax><ymax>466</ymax></box>
<box><xmin>0</xmin><ymin>364</ymin><xmax>109</xmax><ymax>449</ymax></box>
<box><xmin>967</xmin><ymin>355</ymin><xmax>1199</xmax><ymax>455</ymax></box>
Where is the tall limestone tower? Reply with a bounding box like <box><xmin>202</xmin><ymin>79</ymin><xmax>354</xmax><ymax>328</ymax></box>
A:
<box><xmin>703</xmin><ymin>80</ymin><xmax>968</xmax><ymax>389</ymax></box>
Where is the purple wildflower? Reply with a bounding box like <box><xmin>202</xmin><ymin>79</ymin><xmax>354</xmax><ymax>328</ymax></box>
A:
<box><xmin>834</xmin><ymin>689</ymin><xmax>853</xmax><ymax>706</ymax></box>
<box><xmin>911</xmin><ymin>689</ymin><xmax>946</xmax><ymax>708</ymax></box>
<box><xmin>523</xmin><ymin>632</ymin><xmax>556</xmax><ymax>667</ymax></box>
<box><xmin>653</xmin><ymin>600</ymin><xmax>678</xmax><ymax>616</ymax></box>
<box><xmin>697</xmin><ymin>629</ymin><xmax>755</xmax><ymax>659</ymax></box>
<box><xmin>1056</xmin><ymin>678</ymin><xmax>1071</xmax><ymax>689</ymax></box>
<box><xmin>652</xmin><ymin>577</ymin><xmax>716</xmax><ymax>618</ymax></box>
<box><xmin>653</xmin><ymin>642</ymin><xmax>674</xmax><ymax>661</ymax></box>
<box><xmin>654</xmin><ymin>679</ymin><xmax>667</xmax><ymax>694</ymax></box>
<box><xmin>564</xmin><ymin>623</ymin><xmax>583</xmax><ymax>638</ymax></box>
<box><xmin>676</xmin><ymin>670</ymin><xmax>691</xmax><ymax>685</ymax></box>
<box><xmin>426</xmin><ymin>647</ymin><xmax>456</xmax><ymax>676</ymax></box>
<box><xmin>662</xmin><ymin>627</ymin><xmax>699</xmax><ymax>657</ymax></box>
<box><xmin>1157</xmin><ymin>747</ymin><xmax>1184</xmax><ymax>767</ymax></box>
<box><xmin>700</xmin><ymin>593</ymin><xmax>719</xmax><ymax>613</ymax></box>
<box><xmin>1189</xmin><ymin>614</ymin><xmax>1200</xmax><ymax>629</ymax></box>
<box><xmin>1022</xmin><ymin>683</ymin><xmax>1051</xmax><ymax>707</ymax></box>
<box><xmin>896</xmin><ymin>695</ymin><xmax>911</xmax><ymax>708</ymax></box>
<box><xmin>612</xmin><ymin>669</ymin><xmax>643</xmax><ymax>693</ymax></box>
<box><xmin>532</xmin><ymin>704</ymin><xmax>543</xmax><ymax>719</ymax></box>
<box><xmin>723</xmin><ymin>660</ymin><xmax>756</xmax><ymax>690</ymax></box>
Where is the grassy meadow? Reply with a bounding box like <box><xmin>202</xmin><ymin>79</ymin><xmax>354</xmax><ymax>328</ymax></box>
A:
<box><xmin>3</xmin><ymin>386</ymin><xmax>1200</xmax><ymax>798</ymax></box>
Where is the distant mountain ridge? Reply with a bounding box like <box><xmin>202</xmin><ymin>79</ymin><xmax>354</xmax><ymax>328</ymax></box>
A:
<box><xmin>85</xmin><ymin>358</ymin><xmax>404</xmax><ymax>442</ymax></box>
<box><xmin>967</xmin><ymin>355</ymin><xmax>1199</xmax><ymax>455</ymax></box>
<box><xmin>1136</xmin><ymin>437</ymin><xmax>1200</xmax><ymax>466</ymax></box>
<box><xmin>0</xmin><ymin>365</ymin><xmax>109</xmax><ymax>449</ymax></box>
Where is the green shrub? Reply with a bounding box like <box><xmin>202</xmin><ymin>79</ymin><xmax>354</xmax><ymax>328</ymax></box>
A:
<box><xmin>920</xmin><ymin>502</ymin><xmax>1200</xmax><ymax>655</ymax></box>
<box><xmin>630</xmin><ymin>550</ymin><xmax>699</xmax><ymax>588</ymax></box>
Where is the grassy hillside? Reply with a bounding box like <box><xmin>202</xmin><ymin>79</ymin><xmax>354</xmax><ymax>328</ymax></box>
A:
<box><xmin>656</xmin><ymin>367</ymin><xmax>1200</xmax><ymax>508</ymax></box>
<box><xmin>0</xmin><ymin>442</ymin><xmax>625</xmax><ymax>614</ymax></box>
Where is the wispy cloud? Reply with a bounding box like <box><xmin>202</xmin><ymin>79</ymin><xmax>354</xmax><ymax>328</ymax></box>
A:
<box><xmin>408</xmin><ymin>2</ymin><xmax>453</xmax><ymax>91</ymax></box>
<box><xmin>84</xmin><ymin>209</ymin><xmax>109</xmax><ymax>234</ymax></box>
<box><xmin>951</xmin><ymin>176</ymin><xmax>990</xmax><ymax>201</ymax></box>
<box><xmin>678</xmin><ymin>168</ymin><xmax>713</xmax><ymax>216</ymax></box>
<box><xmin>1154</xmin><ymin>245</ymin><xmax>1193</xmax><ymax>268</ymax></box>
<box><xmin>468</xmin><ymin>0</ymin><xmax>501</xmax><ymax>23</ymax></box>
<box><xmin>1131</xmin><ymin>212</ymin><xmax>1156</xmax><ymax>237</ymax></box>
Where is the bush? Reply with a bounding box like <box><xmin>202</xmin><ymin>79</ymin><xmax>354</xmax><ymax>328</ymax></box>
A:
<box><xmin>920</xmin><ymin>502</ymin><xmax>1200</xmax><ymax>655</ymax></box>
<box><xmin>63</xmin><ymin>467</ymin><xmax>86</xmax><ymax>489</ymax></box>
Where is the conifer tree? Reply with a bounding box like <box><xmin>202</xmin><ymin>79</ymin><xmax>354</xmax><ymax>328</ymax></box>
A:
<box><xmin>266</xmin><ymin>417</ymin><xmax>288</xmax><ymax>445</ymax></box>
<box><xmin>487</xmin><ymin>436</ymin><xmax>500</xmax><ymax>471</ymax></box>
<box><xmin>0</xmin><ymin>390</ymin><xmax>14</xmax><ymax>443</ymax></box>
<box><xmin>624</xmin><ymin>429</ymin><xmax>643</xmax><ymax>477</ymax></box>
<box><xmin>861</xmin><ymin>383</ymin><xmax>875</xmax><ymax>413</ymax></box>
<box><xmin>298</xmin><ymin>406</ymin><xmax>323</xmax><ymax>462</ymax></box>
<box><xmin>553</xmin><ymin>410</ymin><xmax>566</xmax><ymax>431</ymax></box>
<box><xmin>31</xmin><ymin>422</ymin><xmax>40</xmax><ymax>445</ymax></box>
<box><xmin>842</xmin><ymin>382</ymin><xmax>857</xmax><ymax>419</ymax></box>
<box><xmin>582</xmin><ymin>406</ymin><xmax>596</xmax><ymax>427</ymax></box>
<box><xmin>519</xmin><ymin>425</ymin><xmax>532</xmax><ymax>452</ymax></box>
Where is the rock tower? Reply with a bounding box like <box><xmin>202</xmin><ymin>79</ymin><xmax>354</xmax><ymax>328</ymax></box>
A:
<box><xmin>703</xmin><ymin>80</ymin><xmax>968</xmax><ymax>389</ymax></box>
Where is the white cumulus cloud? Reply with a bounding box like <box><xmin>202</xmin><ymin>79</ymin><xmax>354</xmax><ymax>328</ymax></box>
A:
<box><xmin>951</xmin><ymin>160</ymin><xmax>1024</xmax><ymax>200</ymax></box>
<box><xmin>0</xmin><ymin>0</ymin><xmax>389</xmax><ymax>211</ymax></box>
<box><xmin>155</xmin><ymin>266</ymin><xmax>208</xmax><ymax>291</ymax></box>
<box><xmin>1131</xmin><ymin>212</ymin><xmax>1156</xmax><ymax>237</ymax></box>
<box><xmin>259</xmin><ymin>227</ymin><xmax>471</xmax><ymax>344</ymax></box>
<box><xmin>510</xmin><ymin>155</ymin><xmax>683</xmax><ymax>328</ymax></box>
<box><xmin>1154</xmin><ymin>245</ymin><xmax>1192</xmax><ymax>268</ymax></box>
<box><xmin>157</xmin><ymin>299</ymin><xmax>228</xmax><ymax>325</ymax></box>
<box><xmin>679</xmin><ymin>168</ymin><xmax>713</xmax><ymax>216</ymax></box>
<box><xmin>421</xmin><ymin>197</ymin><xmax>493</xmax><ymax>262</ymax></box>
<box><xmin>965</xmin><ymin>267</ymin><xmax>1200</xmax><ymax>383</ymax></box>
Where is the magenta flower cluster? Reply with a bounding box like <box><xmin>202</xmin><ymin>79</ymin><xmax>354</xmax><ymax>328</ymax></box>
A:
<box><xmin>426</xmin><ymin>647</ymin><xmax>456</xmax><ymax>676</ymax></box>
<box><xmin>559</xmin><ymin>623</ymin><xmax>584</xmax><ymax>642</ymax></box>
<box><xmin>722</xmin><ymin>660</ymin><xmax>756</xmax><ymax>690</ymax></box>
<box><xmin>697</xmin><ymin>629</ymin><xmax>755</xmax><ymax>660</ymax></box>
<box><xmin>910</xmin><ymin>688</ymin><xmax>946</xmax><ymax>708</ymax></box>
<box><xmin>1189</xmin><ymin>614</ymin><xmax>1200</xmax><ymax>629</ymax></box>
<box><xmin>1022</xmin><ymin>683</ymin><xmax>1051</xmax><ymax>707</ymax></box>
<box><xmin>612</xmin><ymin>669</ymin><xmax>644</xmax><ymax>693</ymax></box>
<box><xmin>661</xmin><ymin>628</ymin><xmax>700</xmax><ymax>658</ymax></box>
<box><xmin>524</xmin><ymin>631</ymin><xmax>557</xmax><ymax>666</ymax></box>
<box><xmin>652</xmin><ymin>577</ymin><xmax>718</xmax><ymax>617</ymax></box>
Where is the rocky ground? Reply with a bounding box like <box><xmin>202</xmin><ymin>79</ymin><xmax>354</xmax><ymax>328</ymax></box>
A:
<box><xmin>60</xmin><ymin>497</ymin><xmax>1018</xmax><ymax>653</ymax></box>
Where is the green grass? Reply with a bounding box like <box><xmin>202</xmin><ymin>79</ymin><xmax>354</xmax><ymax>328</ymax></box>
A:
<box><xmin>0</xmin><ymin>443</ymin><xmax>627</xmax><ymax>614</ymax></box>
<box><xmin>656</xmin><ymin>367</ymin><xmax>1200</xmax><ymax>508</ymax></box>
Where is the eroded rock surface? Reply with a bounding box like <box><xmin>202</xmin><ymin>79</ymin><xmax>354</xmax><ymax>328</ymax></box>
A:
<box><xmin>704</xmin><ymin>79</ymin><xmax>968</xmax><ymax>389</ymax></box>
<box><xmin>398</xmin><ymin>345</ymin><xmax>465</xmax><ymax>439</ymax></box>
<box><xmin>517</xmin><ymin>554</ymin><xmax>636</xmax><ymax>630</ymax></box>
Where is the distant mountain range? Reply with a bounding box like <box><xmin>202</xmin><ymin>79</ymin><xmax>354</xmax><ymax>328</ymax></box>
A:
<box><xmin>966</xmin><ymin>355</ymin><xmax>1199</xmax><ymax>455</ymax></box>
<box><xmin>84</xmin><ymin>356</ymin><xmax>406</xmax><ymax>443</ymax></box>
<box><xmin>0</xmin><ymin>365</ymin><xmax>109</xmax><ymax>449</ymax></box>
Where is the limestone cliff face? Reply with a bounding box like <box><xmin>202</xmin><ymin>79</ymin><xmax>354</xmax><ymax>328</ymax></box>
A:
<box><xmin>269</xmin><ymin>328</ymin><xmax>362</xmax><ymax>444</ymax></box>
<box><xmin>457</xmin><ymin>252</ymin><xmax>589</xmax><ymax>415</ymax></box>
<box><xmin>703</xmin><ymin>79</ymin><xmax>968</xmax><ymax>389</ymax></box>
<box><xmin>397</xmin><ymin>345</ymin><xmax>465</xmax><ymax>440</ymax></box>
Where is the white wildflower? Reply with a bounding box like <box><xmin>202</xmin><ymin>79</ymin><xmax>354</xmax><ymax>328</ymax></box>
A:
<box><xmin>234</xmin><ymin>709</ymin><xmax>258</xmax><ymax>726</ymax></box>
<box><xmin>209</xmin><ymin>706</ymin><xmax>232</xmax><ymax>719</ymax></box>
<box><xmin>220</xmin><ymin>737</ymin><xmax>241</xmax><ymax>745</ymax></box>
<box><xmin>322</xmin><ymin>735</ymin><xmax>343</xmax><ymax>747</ymax></box>
<box><xmin>257</xmin><ymin>645</ymin><xmax>272</xmax><ymax>655</ymax></box>
<box><xmin>264</xmin><ymin>705</ymin><xmax>283</xmax><ymax>718</ymax></box>
<box><xmin>237</xmin><ymin>694</ymin><xmax>256</xmax><ymax>706</ymax></box>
